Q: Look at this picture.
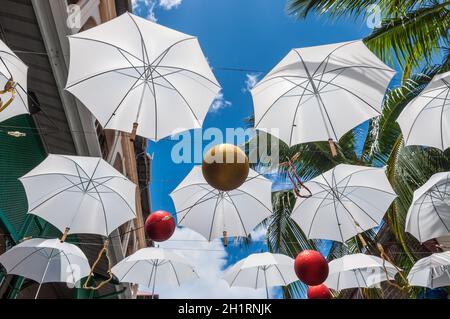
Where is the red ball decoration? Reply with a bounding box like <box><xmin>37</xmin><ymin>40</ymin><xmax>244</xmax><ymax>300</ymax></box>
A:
<box><xmin>145</xmin><ymin>211</ymin><xmax>176</xmax><ymax>242</ymax></box>
<box><xmin>294</xmin><ymin>250</ymin><xmax>329</xmax><ymax>286</ymax></box>
<box><xmin>307</xmin><ymin>284</ymin><xmax>332</xmax><ymax>299</ymax></box>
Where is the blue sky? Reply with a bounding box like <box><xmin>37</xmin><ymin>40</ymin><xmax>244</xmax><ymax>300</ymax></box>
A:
<box><xmin>133</xmin><ymin>0</ymin><xmax>375</xmax><ymax>299</ymax></box>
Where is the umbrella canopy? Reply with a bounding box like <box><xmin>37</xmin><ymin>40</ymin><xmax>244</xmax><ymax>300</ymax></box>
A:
<box><xmin>397</xmin><ymin>71</ymin><xmax>450</xmax><ymax>151</ymax></box>
<box><xmin>251</xmin><ymin>40</ymin><xmax>395</xmax><ymax>147</ymax></box>
<box><xmin>19</xmin><ymin>154</ymin><xmax>136</xmax><ymax>237</ymax></box>
<box><xmin>65</xmin><ymin>12</ymin><xmax>220</xmax><ymax>141</ymax></box>
<box><xmin>223</xmin><ymin>252</ymin><xmax>297</xmax><ymax>298</ymax></box>
<box><xmin>0</xmin><ymin>39</ymin><xmax>28</xmax><ymax>122</ymax></box>
<box><xmin>111</xmin><ymin>247</ymin><xmax>197</xmax><ymax>296</ymax></box>
<box><xmin>170</xmin><ymin>166</ymin><xmax>272</xmax><ymax>241</ymax></box>
<box><xmin>407</xmin><ymin>251</ymin><xmax>450</xmax><ymax>289</ymax></box>
<box><xmin>325</xmin><ymin>253</ymin><xmax>398</xmax><ymax>291</ymax></box>
<box><xmin>405</xmin><ymin>171</ymin><xmax>450</xmax><ymax>243</ymax></box>
<box><xmin>291</xmin><ymin>164</ymin><xmax>397</xmax><ymax>242</ymax></box>
<box><xmin>0</xmin><ymin>238</ymin><xmax>90</xmax><ymax>297</ymax></box>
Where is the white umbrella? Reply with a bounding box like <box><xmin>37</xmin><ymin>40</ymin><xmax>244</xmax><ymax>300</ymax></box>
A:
<box><xmin>251</xmin><ymin>40</ymin><xmax>395</xmax><ymax>155</ymax></box>
<box><xmin>407</xmin><ymin>251</ymin><xmax>450</xmax><ymax>288</ymax></box>
<box><xmin>397</xmin><ymin>71</ymin><xmax>450</xmax><ymax>151</ymax></box>
<box><xmin>0</xmin><ymin>39</ymin><xmax>28</xmax><ymax>122</ymax></box>
<box><xmin>291</xmin><ymin>164</ymin><xmax>396</xmax><ymax>242</ymax></box>
<box><xmin>325</xmin><ymin>253</ymin><xmax>398</xmax><ymax>291</ymax></box>
<box><xmin>111</xmin><ymin>247</ymin><xmax>198</xmax><ymax>298</ymax></box>
<box><xmin>170</xmin><ymin>166</ymin><xmax>272</xmax><ymax>242</ymax></box>
<box><xmin>223</xmin><ymin>252</ymin><xmax>297</xmax><ymax>299</ymax></box>
<box><xmin>405</xmin><ymin>171</ymin><xmax>450</xmax><ymax>243</ymax></box>
<box><xmin>0</xmin><ymin>238</ymin><xmax>90</xmax><ymax>298</ymax></box>
<box><xmin>65</xmin><ymin>12</ymin><xmax>220</xmax><ymax>141</ymax></box>
<box><xmin>19</xmin><ymin>154</ymin><xmax>136</xmax><ymax>237</ymax></box>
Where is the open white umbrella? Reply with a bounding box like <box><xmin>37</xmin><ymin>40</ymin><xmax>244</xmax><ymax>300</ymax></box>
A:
<box><xmin>407</xmin><ymin>251</ymin><xmax>450</xmax><ymax>288</ymax></box>
<box><xmin>325</xmin><ymin>253</ymin><xmax>398</xmax><ymax>291</ymax></box>
<box><xmin>223</xmin><ymin>252</ymin><xmax>297</xmax><ymax>299</ymax></box>
<box><xmin>170</xmin><ymin>166</ymin><xmax>272</xmax><ymax>242</ymax></box>
<box><xmin>0</xmin><ymin>238</ymin><xmax>90</xmax><ymax>298</ymax></box>
<box><xmin>405</xmin><ymin>171</ymin><xmax>450</xmax><ymax>243</ymax></box>
<box><xmin>397</xmin><ymin>71</ymin><xmax>450</xmax><ymax>151</ymax></box>
<box><xmin>0</xmin><ymin>39</ymin><xmax>28</xmax><ymax>122</ymax></box>
<box><xmin>251</xmin><ymin>40</ymin><xmax>395</xmax><ymax>155</ymax></box>
<box><xmin>66</xmin><ymin>12</ymin><xmax>220</xmax><ymax>141</ymax></box>
<box><xmin>291</xmin><ymin>164</ymin><xmax>396</xmax><ymax>242</ymax></box>
<box><xmin>111</xmin><ymin>247</ymin><xmax>198</xmax><ymax>298</ymax></box>
<box><xmin>19</xmin><ymin>154</ymin><xmax>136</xmax><ymax>238</ymax></box>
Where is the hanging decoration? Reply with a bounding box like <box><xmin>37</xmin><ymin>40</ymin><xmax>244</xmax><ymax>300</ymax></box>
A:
<box><xmin>145</xmin><ymin>210</ymin><xmax>176</xmax><ymax>242</ymax></box>
<box><xmin>201</xmin><ymin>143</ymin><xmax>250</xmax><ymax>192</ymax></box>
<box><xmin>294</xmin><ymin>250</ymin><xmax>329</xmax><ymax>286</ymax></box>
<box><xmin>307</xmin><ymin>284</ymin><xmax>332</xmax><ymax>299</ymax></box>
<box><xmin>279</xmin><ymin>152</ymin><xmax>312</xmax><ymax>198</ymax></box>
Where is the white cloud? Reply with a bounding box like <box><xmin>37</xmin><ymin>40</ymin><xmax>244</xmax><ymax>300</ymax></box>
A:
<box><xmin>210</xmin><ymin>93</ymin><xmax>232</xmax><ymax>113</ymax></box>
<box><xmin>159</xmin><ymin>0</ymin><xmax>183</xmax><ymax>10</ymax></box>
<box><xmin>132</xmin><ymin>0</ymin><xmax>182</xmax><ymax>21</ymax></box>
<box><xmin>132</xmin><ymin>0</ymin><xmax>157</xmax><ymax>22</ymax></box>
<box><xmin>242</xmin><ymin>73</ymin><xmax>261</xmax><ymax>93</ymax></box>
<box><xmin>143</xmin><ymin>227</ymin><xmax>270</xmax><ymax>299</ymax></box>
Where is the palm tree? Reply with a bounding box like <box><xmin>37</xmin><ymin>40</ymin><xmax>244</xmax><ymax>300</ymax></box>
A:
<box><xmin>249</xmin><ymin>1</ymin><xmax>450</xmax><ymax>299</ymax></box>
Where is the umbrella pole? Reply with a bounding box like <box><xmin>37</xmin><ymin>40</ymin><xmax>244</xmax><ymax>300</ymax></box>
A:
<box><xmin>35</xmin><ymin>248</ymin><xmax>54</xmax><ymax>299</ymax></box>
<box><xmin>263</xmin><ymin>268</ymin><xmax>269</xmax><ymax>299</ymax></box>
<box><xmin>60</xmin><ymin>227</ymin><xmax>70</xmax><ymax>243</ymax></box>
<box><xmin>130</xmin><ymin>122</ymin><xmax>138</xmax><ymax>141</ymax></box>
<box><xmin>151</xmin><ymin>262</ymin><xmax>158</xmax><ymax>299</ymax></box>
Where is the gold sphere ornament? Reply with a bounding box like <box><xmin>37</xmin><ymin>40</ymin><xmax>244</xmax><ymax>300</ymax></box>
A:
<box><xmin>202</xmin><ymin>144</ymin><xmax>249</xmax><ymax>191</ymax></box>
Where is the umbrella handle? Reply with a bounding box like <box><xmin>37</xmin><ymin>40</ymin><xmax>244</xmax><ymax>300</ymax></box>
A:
<box><xmin>60</xmin><ymin>228</ymin><xmax>70</xmax><ymax>243</ymax></box>
<box><xmin>287</xmin><ymin>159</ymin><xmax>312</xmax><ymax>198</ymax></box>
<box><xmin>223</xmin><ymin>231</ymin><xmax>228</xmax><ymax>247</ymax></box>
<box><xmin>328</xmin><ymin>139</ymin><xmax>338</xmax><ymax>157</ymax></box>
<box><xmin>83</xmin><ymin>239</ymin><xmax>113</xmax><ymax>290</ymax></box>
<box><xmin>130</xmin><ymin>122</ymin><xmax>138</xmax><ymax>141</ymax></box>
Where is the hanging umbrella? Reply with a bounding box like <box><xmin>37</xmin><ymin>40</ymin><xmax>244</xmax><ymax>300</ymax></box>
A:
<box><xmin>397</xmin><ymin>71</ymin><xmax>450</xmax><ymax>151</ymax></box>
<box><xmin>324</xmin><ymin>253</ymin><xmax>398</xmax><ymax>291</ymax></box>
<box><xmin>170</xmin><ymin>166</ymin><xmax>272</xmax><ymax>243</ymax></box>
<box><xmin>19</xmin><ymin>154</ymin><xmax>136</xmax><ymax>238</ymax></box>
<box><xmin>405</xmin><ymin>171</ymin><xmax>450</xmax><ymax>243</ymax></box>
<box><xmin>223</xmin><ymin>252</ymin><xmax>297</xmax><ymax>299</ymax></box>
<box><xmin>0</xmin><ymin>39</ymin><xmax>28</xmax><ymax>122</ymax></box>
<box><xmin>111</xmin><ymin>247</ymin><xmax>198</xmax><ymax>298</ymax></box>
<box><xmin>251</xmin><ymin>40</ymin><xmax>395</xmax><ymax>156</ymax></box>
<box><xmin>407</xmin><ymin>251</ymin><xmax>450</xmax><ymax>288</ymax></box>
<box><xmin>0</xmin><ymin>238</ymin><xmax>90</xmax><ymax>298</ymax></box>
<box><xmin>291</xmin><ymin>164</ymin><xmax>396</xmax><ymax>242</ymax></box>
<box><xmin>65</xmin><ymin>12</ymin><xmax>220</xmax><ymax>141</ymax></box>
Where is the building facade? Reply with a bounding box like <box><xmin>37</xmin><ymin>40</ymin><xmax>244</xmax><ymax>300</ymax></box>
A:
<box><xmin>0</xmin><ymin>0</ymin><xmax>151</xmax><ymax>299</ymax></box>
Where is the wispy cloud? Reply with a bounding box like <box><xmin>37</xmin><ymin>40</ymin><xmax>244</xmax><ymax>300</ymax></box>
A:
<box><xmin>159</xmin><ymin>0</ymin><xmax>183</xmax><ymax>10</ymax></box>
<box><xmin>132</xmin><ymin>0</ymin><xmax>183</xmax><ymax>21</ymax></box>
<box><xmin>242</xmin><ymin>73</ymin><xmax>261</xmax><ymax>93</ymax></box>
<box><xmin>210</xmin><ymin>93</ymin><xmax>232</xmax><ymax>113</ymax></box>
<box><xmin>145</xmin><ymin>227</ymin><xmax>270</xmax><ymax>298</ymax></box>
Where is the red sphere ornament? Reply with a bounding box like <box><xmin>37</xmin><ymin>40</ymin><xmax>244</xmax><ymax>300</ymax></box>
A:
<box><xmin>145</xmin><ymin>211</ymin><xmax>176</xmax><ymax>242</ymax></box>
<box><xmin>294</xmin><ymin>250</ymin><xmax>329</xmax><ymax>286</ymax></box>
<box><xmin>307</xmin><ymin>284</ymin><xmax>332</xmax><ymax>299</ymax></box>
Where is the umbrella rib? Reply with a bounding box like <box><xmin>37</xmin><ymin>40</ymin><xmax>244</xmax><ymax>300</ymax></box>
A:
<box><xmin>68</xmin><ymin>36</ymin><xmax>145</xmax><ymax>64</ymax></box>
<box><xmin>59</xmin><ymin>155</ymin><xmax>91</xmax><ymax>181</ymax></box>
<box><xmin>168</xmin><ymin>261</ymin><xmax>182</xmax><ymax>287</ymax></box>
<box><xmin>171</xmin><ymin>181</ymin><xmax>211</xmax><ymax>194</ymax></box>
<box><xmin>316</xmin><ymin>65</ymin><xmax>395</xmax><ymax>79</ymax></box>
<box><xmin>85</xmin><ymin>158</ymin><xmax>101</xmax><ymax>192</ymax></box>
<box><xmin>404</xmin><ymin>88</ymin><xmax>448</xmax><ymax>144</ymax></box>
<box><xmin>226</xmin><ymin>194</ymin><xmax>249</xmax><ymax>237</ymax></box>
<box><xmin>90</xmin><ymin>180</ymin><xmax>111</xmax><ymax>236</ymax></box>
<box><xmin>254</xmin><ymin>79</ymin><xmax>310</xmax><ymax>127</ymax></box>
<box><xmin>429</xmin><ymin>193</ymin><xmax>450</xmax><ymax>235</ymax></box>
<box><xmin>103</xmin><ymin>71</ymin><xmax>147</xmax><ymax>128</ymax></box>
<box><xmin>304</xmin><ymin>193</ymin><xmax>331</xmax><ymax>239</ymax></box>
<box><xmin>321</xmin><ymin>173</ymin><xmax>346</xmax><ymax>242</ymax></box>
<box><xmin>126</xmin><ymin>12</ymin><xmax>149</xmax><ymax>66</ymax></box>
<box><xmin>119</xmin><ymin>260</ymin><xmax>141</xmax><ymax>283</ymax></box>
<box><xmin>311</xmin><ymin>40</ymin><xmax>357</xmax><ymax>77</ymax></box>
<box><xmin>149</xmin><ymin>37</ymin><xmax>197</xmax><ymax>67</ymax></box>
<box><xmin>294</xmin><ymin>49</ymin><xmax>338</xmax><ymax>141</ymax></box>
<box><xmin>273</xmin><ymin>264</ymin><xmax>289</xmax><ymax>286</ymax></box>
<box><xmin>60</xmin><ymin>250</ymin><xmax>78</xmax><ymax>285</ymax></box>
<box><xmin>176</xmin><ymin>189</ymin><xmax>219</xmax><ymax>223</ymax></box>
<box><xmin>150</xmin><ymin>67</ymin><xmax>203</xmax><ymax>129</ymax></box>
<box><xmin>6</xmin><ymin>247</ymin><xmax>48</xmax><ymax>273</ymax></box>
<box><xmin>229</xmin><ymin>268</ymin><xmax>243</xmax><ymax>287</ymax></box>
<box><xmin>440</xmin><ymin>89</ymin><xmax>449</xmax><ymax>150</ymax></box>
<box><xmin>229</xmin><ymin>188</ymin><xmax>272</xmax><ymax>213</ymax></box>
<box><xmin>90</xmin><ymin>182</ymin><xmax>137</xmax><ymax>217</ymax></box>
<box><xmin>208</xmin><ymin>195</ymin><xmax>222</xmax><ymax>241</ymax></box>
